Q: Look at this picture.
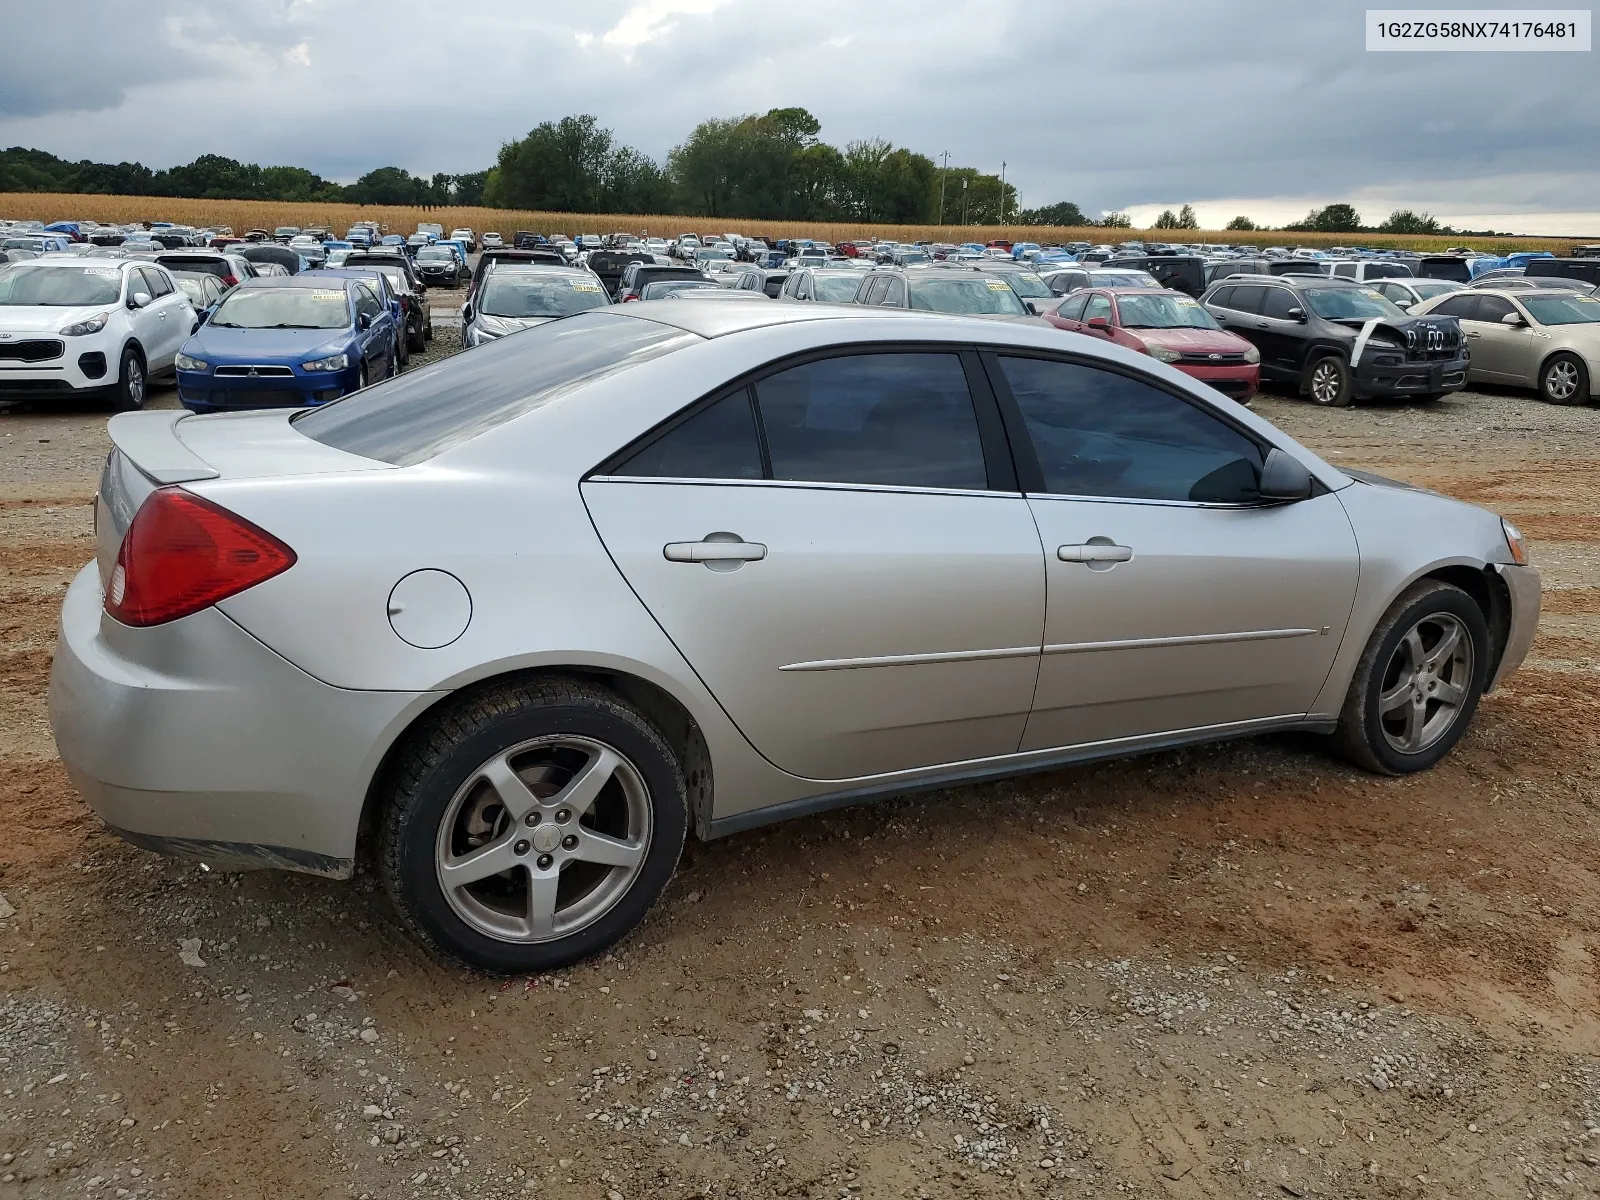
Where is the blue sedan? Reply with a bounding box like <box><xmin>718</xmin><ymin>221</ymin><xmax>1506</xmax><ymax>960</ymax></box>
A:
<box><xmin>174</xmin><ymin>276</ymin><xmax>399</xmax><ymax>412</ymax></box>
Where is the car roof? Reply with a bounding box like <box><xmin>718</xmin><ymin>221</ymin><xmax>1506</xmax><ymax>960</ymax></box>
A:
<box><xmin>482</xmin><ymin>264</ymin><xmax>593</xmax><ymax>278</ymax></box>
<box><xmin>620</xmin><ymin>297</ymin><xmax>980</xmax><ymax>338</ymax></box>
<box><xmin>239</xmin><ymin>275</ymin><xmax>358</xmax><ymax>289</ymax></box>
<box><xmin>1470</xmin><ymin>286</ymin><xmax>1584</xmax><ymax>299</ymax></box>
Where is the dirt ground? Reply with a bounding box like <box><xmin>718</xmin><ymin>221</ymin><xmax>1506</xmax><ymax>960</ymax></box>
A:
<box><xmin>0</xmin><ymin>344</ymin><xmax>1597</xmax><ymax>1200</ymax></box>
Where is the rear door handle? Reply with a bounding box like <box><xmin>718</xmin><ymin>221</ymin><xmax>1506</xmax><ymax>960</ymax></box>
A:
<box><xmin>664</xmin><ymin>537</ymin><xmax>767</xmax><ymax>563</ymax></box>
<box><xmin>1058</xmin><ymin>543</ymin><xmax>1133</xmax><ymax>563</ymax></box>
<box><xmin>1254</xmin><ymin>321</ymin><xmax>1269</xmax><ymax>329</ymax></box>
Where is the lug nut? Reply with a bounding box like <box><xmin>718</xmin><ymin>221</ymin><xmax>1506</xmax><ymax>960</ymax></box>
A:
<box><xmin>513</xmin><ymin>839</ymin><xmax>530</xmax><ymax>856</ymax></box>
<box><xmin>524</xmin><ymin>812</ymin><xmax>539</xmax><ymax>826</ymax></box>
<box><xmin>562</xmin><ymin>834</ymin><xmax>578</xmax><ymax>850</ymax></box>
<box><xmin>536</xmin><ymin>853</ymin><xmax>553</xmax><ymax>869</ymax></box>
<box><xmin>555</xmin><ymin>809</ymin><xmax>571</xmax><ymax>824</ymax></box>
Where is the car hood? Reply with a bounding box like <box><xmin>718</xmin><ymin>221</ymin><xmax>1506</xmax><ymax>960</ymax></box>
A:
<box><xmin>188</xmin><ymin>325</ymin><xmax>350</xmax><ymax>361</ymax></box>
<box><xmin>1130</xmin><ymin>326</ymin><xmax>1254</xmax><ymax>354</ymax></box>
<box><xmin>0</xmin><ymin>305</ymin><xmax>109</xmax><ymax>333</ymax></box>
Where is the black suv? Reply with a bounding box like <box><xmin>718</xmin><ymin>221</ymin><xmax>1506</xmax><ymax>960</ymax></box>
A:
<box><xmin>1202</xmin><ymin>276</ymin><xmax>1467</xmax><ymax>406</ymax></box>
<box><xmin>616</xmin><ymin>262</ymin><xmax>710</xmax><ymax>302</ymax></box>
<box><xmin>346</xmin><ymin>252</ymin><xmax>431</xmax><ymax>351</ymax></box>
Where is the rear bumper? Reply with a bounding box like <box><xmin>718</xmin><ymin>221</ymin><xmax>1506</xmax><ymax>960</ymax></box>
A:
<box><xmin>1354</xmin><ymin>354</ymin><xmax>1469</xmax><ymax>398</ymax></box>
<box><xmin>48</xmin><ymin>565</ymin><xmax>430</xmax><ymax>874</ymax></box>
<box><xmin>1489</xmin><ymin>563</ymin><xmax>1541</xmax><ymax>690</ymax></box>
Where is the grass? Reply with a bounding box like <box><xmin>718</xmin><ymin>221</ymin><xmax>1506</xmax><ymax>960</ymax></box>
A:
<box><xmin>1</xmin><ymin>192</ymin><xmax>1588</xmax><ymax>255</ymax></box>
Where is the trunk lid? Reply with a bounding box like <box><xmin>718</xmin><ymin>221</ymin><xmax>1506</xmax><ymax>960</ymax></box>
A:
<box><xmin>95</xmin><ymin>409</ymin><xmax>390</xmax><ymax>588</ymax></box>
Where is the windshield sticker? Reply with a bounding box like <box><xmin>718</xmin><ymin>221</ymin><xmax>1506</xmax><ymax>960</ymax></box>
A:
<box><xmin>1575</xmin><ymin>295</ymin><xmax>1598</xmax><ymax>303</ymax></box>
<box><xmin>985</xmin><ymin>280</ymin><xmax>1012</xmax><ymax>290</ymax></box>
<box><xmin>84</xmin><ymin>267</ymin><xmax>122</xmax><ymax>276</ymax></box>
<box><xmin>570</xmin><ymin>281</ymin><xmax>602</xmax><ymax>291</ymax></box>
<box><xmin>1174</xmin><ymin>297</ymin><xmax>1201</xmax><ymax>307</ymax></box>
<box><xmin>1360</xmin><ymin>288</ymin><xmax>1382</xmax><ymax>299</ymax></box>
<box><xmin>311</xmin><ymin>290</ymin><xmax>346</xmax><ymax>300</ymax></box>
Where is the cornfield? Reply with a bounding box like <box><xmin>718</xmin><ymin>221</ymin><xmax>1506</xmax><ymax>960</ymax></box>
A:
<box><xmin>1</xmin><ymin>192</ymin><xmax>1589</xmax><ymax>256</ymax></box>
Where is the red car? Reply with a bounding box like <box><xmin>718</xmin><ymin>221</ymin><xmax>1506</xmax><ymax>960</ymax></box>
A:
<box><xmin>1044</xmin><ymin>287</ymin><xmax>1260</xmax><ymax>403</ymax></box>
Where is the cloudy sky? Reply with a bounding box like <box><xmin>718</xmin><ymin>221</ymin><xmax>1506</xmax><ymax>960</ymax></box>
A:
<box><xmin>2</xmin><ymin>0</ymin><xmax>1597</xmax><ymax>233</ymax></box>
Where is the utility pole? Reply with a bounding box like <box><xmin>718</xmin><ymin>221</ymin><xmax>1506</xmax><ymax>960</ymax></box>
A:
<box><xmin>962</xmin><ymin>178</ymin><xmax>968</xmax><ymax>226</ymax></box>
<box><xmin>938</xmin><ymin>151</ymin><xmax>949</xmax><ymax>225</ymax></box>
<box><xmin>1000</xmin><ymin>161</ymin><xmax>1006</xmax><ymax>224</ymax></box>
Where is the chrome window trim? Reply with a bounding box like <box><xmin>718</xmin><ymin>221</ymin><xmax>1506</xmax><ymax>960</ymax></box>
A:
<box><xmin>585</xmin><ymin>475</ymin><xmax>1022</xmax><ymax>500</ymax></box>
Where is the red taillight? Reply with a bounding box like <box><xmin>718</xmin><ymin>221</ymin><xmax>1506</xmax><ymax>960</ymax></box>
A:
<box><xmin>221</xmin><ymin>273</ymin><xmax>238</xmax><ymax>287</ymax></box>
<box><xmin>106</xmin><ymin>488</ymin><xmax>295</xmax><ymax>627</ymax></box>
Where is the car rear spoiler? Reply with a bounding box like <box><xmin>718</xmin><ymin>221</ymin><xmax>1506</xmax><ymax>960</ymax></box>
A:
<box><xmin>107</xmin><ymin>411</ymin><xmax>219</xmax><ymax>484</ymax></box>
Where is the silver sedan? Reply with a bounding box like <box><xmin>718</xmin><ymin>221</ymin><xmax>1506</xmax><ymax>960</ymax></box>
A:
<box><xmin>50</xmin><ymin>302</ymin><xmax>1541</xmax><ymax>972</ymax></box>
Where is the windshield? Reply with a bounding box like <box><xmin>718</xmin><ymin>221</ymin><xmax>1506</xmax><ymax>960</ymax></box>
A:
<box><xmin>909</xmin><ymin>277</ymin><xmax>1028</xmax><ymax>315</ymax></box>
<box><xmin>480</xmin><ymin>274</ymin><xmax>608</xmax><ymax>317</ymax></box>
<box><xmin>1115</xmin><ymin>292</ymin><xmax>1220</xmax><ymax>329</ymax></box>
<box><xmin>642</xmin><ymin>281</ymin><xmax>718</xmax><ymax>299</ymax></box>
<box><xmin>1412</xmin><ymin>281</ymin><xmax>1463</xmax><ymax>299</ymax></box>
<box><xmin>995</xmin><ymin>272</ymin><xmax>1052</xmax><ymax>298</ymax></box>
<box><xmin>1522</xmin><ymin>294</ymin><xmax>1600</xmax><ymax>325</ymax></box>
<box><xmin>0</xmin><ymin>265</ymin><xmax>123</xmax><ymax>306</ymax></box>
<box><xmin>416</xmin><ymin>249</ymin><xmax>454</xmax><ymax>262</ymax></box>
<box><xmin>210</xmin><ymin>286</ymin><xmax>350</xmax><ymax>329</ymax></box>
<box><xmin>1303</xmin><ymin>286</ymin><xmax>1404</xmax><ymax>320</ymax></box>
<box><xmin>296</xmin><ymin>312</ymin><xmax>698</xmax><ymax>466</ymax></box>
<box><xmin>815</xmin><ymin>275</ymin><xmax>864</xmax><ymax>302</ymax></box>
<box><xmin>1091</xmin><ymin>271</ymin><xmax>1159</xmax><ymax>288</ymax></box>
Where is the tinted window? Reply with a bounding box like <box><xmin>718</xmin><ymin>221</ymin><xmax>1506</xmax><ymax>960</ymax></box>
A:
<box><xmin>998</xmin><ymin>356</ymin><xmax>1265</xmax><ymax>503</ymax></box>
<box><xmin>1366</xmin><ymin>263</ymin><xmax>1411</xmax><ymax>279</ymax></box>
<box><xmin>1207</xmin><ymin>285</ymin><xmax>1234</xmax><ymax>310</ymax></box>
<box><xmin>1474</xmin><ymin>295</ymin><xmax>1517</xmax><ymax>322</ymax></box>
<box><xmin>1428</xmin><ymin>294</ymin><xmax>1479</xmax><ymax>319</ymax></box>
<box><xmin>1260</xmin><ymin>287</ymin><xmax>1298</xmax><ymax>320</ymax></box>
<box><xmin>1331</xmin><ymin>263</ymin><xmax>1355</xmax><ymax>278</ymax></box>
<box><xmin>296</xmin><ymin>312</ymin><xmax>699</xmax><ymax>466</ymax></box>
<box><xmin>753</xmin><ymin>353</ymin><xmax>986</xmax><ymax>490</ymax></box>
<box><xmin>146</xmin><ymin>267</ymin><xmax>173</xmax><ymax>297</ymax></box>
<box><xmin>1227</xmin><ymin>284</ymin><xmax>1267</xmax><ymax>315</ymax></box>
<box><xmin>616</xmin><ymin>390</ymin><xmax>762</xmax><ymax>480</ymax></box>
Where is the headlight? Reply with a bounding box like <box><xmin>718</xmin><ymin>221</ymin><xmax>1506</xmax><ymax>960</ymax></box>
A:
<box><xmin>1241</xmin><ymin>344</ymin><xmax>1260</xmax><ymax>364</ymax></box>
<box><xmin>1502</xmin><ymin>519</ymin><xmax>1529</xmax><ymax>566</ymax></box>
<box><xmin>1148</xmin><ymin>344</ymin><xmax>1181</xmax><ymax>363</ymax></box>
<box><xmin>1368</xmin><ymin>337</ymin><xmax>1403</xmax><ymax>350</ymax></box>
<box><xmin>174</xmin><ymin>352</ymin><xmax>209</xmax><ymax>372</ymax></box>
<box><xmin>302</xmin><ymin>353</ymin><xmax>348</xmax><ymax>372</ymax></box>
<box><xmin>59</xmin><ymin>311</ymin><xmax>110</xmax><ymax>336</ymax></box>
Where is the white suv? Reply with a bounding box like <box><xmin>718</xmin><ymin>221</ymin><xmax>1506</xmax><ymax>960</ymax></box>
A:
<box><xmin>0</xmin><ymin>259</ymin><xmax>194</xmax><ymax>408</ymax></box>
<box><xmin>448</xmin><ymin>228</ymin><xmax>476</xmax><ymax>252</ymax></box>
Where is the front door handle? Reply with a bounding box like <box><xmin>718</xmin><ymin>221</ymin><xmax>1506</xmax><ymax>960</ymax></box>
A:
<box><xmin>664</xmin><ymin>535</ymin><xmax>767</xmax><ymax>563</ymax></box>
<box><xmin>1465</xmin><ymin>331</ymin><xmax>1481</xmax><ymax>338</ymax></box>
<box><xmin>1058</xmin><ymin>542</ymin><xmax>1133</xmax><ymax>563</ymax></box>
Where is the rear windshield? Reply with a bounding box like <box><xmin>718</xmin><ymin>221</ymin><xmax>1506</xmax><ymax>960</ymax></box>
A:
<box><xmin>295</xmin><ymin>312</ymin><xmax>698</xmax><ymax>465</ymax></box>
<box><xmin>908</xmin><ymin>277</ymin><xmax>1028</xmax><ymax>315</ymax></box>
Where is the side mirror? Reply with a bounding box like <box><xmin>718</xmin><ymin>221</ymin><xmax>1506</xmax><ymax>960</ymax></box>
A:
<box><xmin>1286</xmin><ymin>306</ymin><xmax>1306</xmax><ymax>322</ymax></box>
<box><xmin>1086</xmin><ymin>316</ymin><xmax>1112</xmax><ymax>331</ymax></box>
<box><xmin>460</xmin><ymin>303</ymin><xmax>473</xmax><ymax>323</ymax></box>
<box><xmin>195</xmin><ymin>309</ymin><xmax>209</xmax><ymax>325</ymax></box>
<box><xmin>129</xmin><ymin>291</ymin><xmax>151</xmax><ymax>309</ymax></box>
<box><xmin>1393</xmin><ymin>298</ymin><xmax>1413</xmax><ymax>309</ymax></box>
<box><xmin>1500</xmin><ymin>312</ymin><xmax>1524</xmax><ymax>326</ymax></box>
<box><xmin>357</xmin><ymin>312</ymin><xmax>371</xmax><ymax>330</ymax></box>
<box><xmin>1259</xmin><ymin>447</ymin><xmax>1314</xmax><ymax>502</ymax></box>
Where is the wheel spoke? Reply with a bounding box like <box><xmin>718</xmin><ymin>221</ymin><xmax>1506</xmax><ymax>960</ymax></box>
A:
<box><xmin>571</xmin><ymin>829</ymin><xmax>645</xmax><ymax>869</ymax></box>
<box><xmin>1434</xmin><ymin>678</ymin><xmax>1467</xmax><ymax>706</ymax></box>
<box><xmin>1401</xmin><ymin>698</ymin><xmax>1426</xmax><ymax>751</ymax></box>
<box><xmin>1427</xmin><ymin>622</ymin><xmax>1462</xmax><ymax>669</ymax></box>
<box><xmin>439</xmin><ymin>837</ymin><xmax>521</xmax><ymax>887</ymax></box>
<box><xmin>526</xmin><ymin>868</ymin><xmax>560</xmax><ymax>939</ymax></box>
<box><xmin>1402</xmin><ymin>628</ymin><xmax>1426</xmax><ymax>670</ymax></box>
<box><xmin>1379</xmin><ymin>679</ymin><xmax>1413</xmax><ymax>714</ymax></box>
<box><xmin>551</xmin><ymin>747</ymin><xmax>621</xmax><ymax>819</ymax></box>
<box><xmin>479</xmin><ymin>755</ymin><xmax>543</xmax><ymax>822</ymax></box>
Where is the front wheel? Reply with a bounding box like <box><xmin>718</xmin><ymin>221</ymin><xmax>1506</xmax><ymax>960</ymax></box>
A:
<box><xmin>110</xmin><ymin>347</ymin><xmax>146</xmax><ymax>412</ymax></box>
<box><xmin>1305</xmin><ymin>354</ymin><xmax>1353</xmax><ymax>407</ymax></box>
<box><xmin>378</xmin><ymin>677</ymin><xmax>687</xmax><ymax>973</ymax></box>
<box><xmin>1539</xmin><ymin>352</ymin><xmax>1589</xmax><ymax>405</ymax></box>
<box><xmin>1330</xmin><ymin>580</ymin><xmax>1490</xmax><ymax>775</ymax></box>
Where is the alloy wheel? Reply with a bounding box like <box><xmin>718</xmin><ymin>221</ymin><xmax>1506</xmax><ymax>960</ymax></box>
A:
<box><xmin>1545</xmin><ymin>360</ymin><xmax>1579</xmax><ymax>401</ymax></box>
<box><xmin>126</xmin><ymin>359</ymin><xmax>145</xmax><ymax>408</ymax></box>
<box><xmin>1377</xmin><ymin>613</ymin><xmax>1474</xmax><ymax>755</ymax></box>
<box><xmin>1310</xmin><ymin>361</ymin><xmax>1343</xmax><ymax>404</ymax></box>
<box><xmin>434</xmin><ymin>736</ymin><xmax>652</xmax><ymax>943</ymax></box>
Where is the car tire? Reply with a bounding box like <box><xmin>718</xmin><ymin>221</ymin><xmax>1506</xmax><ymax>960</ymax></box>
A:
<box><xmin>355</xmin><ymin>363</ymin><xmax>368</xmax><ymax>393</ymax></box>
<box><xmin>1538</xmin><ymin>352</ymin><xmax>1589</xmax><ymax>406</ymax></box>
<box><xmin>377</xmin><ymin>676</ymin><xmax>688</xmax><ymax>973</ymax></box>
<box><xmin>1330</xmin><ymin>580</ymin><xmax>1490</xmax><ymax>776</ymax></box>
<box><xmin>407</xmin><ymin>316</ymin><xmax>426</xmax><ymax>354</ymax></box>
<box><xmin>1305</xmin><ymin>354</ymin><xmax>1353</xmax><ymax>407</ymax></box>
<box><xmin>109</xmin><ymin>346</ymin><xmax>146</xmax><ymax>412</ymax></box>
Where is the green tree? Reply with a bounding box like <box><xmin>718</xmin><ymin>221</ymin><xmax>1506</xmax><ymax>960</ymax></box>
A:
<box><xmin>1177</xmin><ymin>204</ymin><xmax>1199</xmax><ymax>229</ymax></box>
<box><xmin>1016</xmin><ymin>200</ymin><xmax>1086</xmax><ymax>226</ymax></box>
<box><xmin>940</xmin><ymin>167</ymin><xmax>1016</xmax><ymax>224</ymax></box>
<box><xmin>1289</xmin><ymin>203</ymin><xmax>1363</xmax><ymax>233</ymax></box>
<box><xmin>1098</xmin><ymin>212</ymin><xmax>1133</xmax><ymax>229</ymax></box>
<box><xmin>1153</xmin><ymin>209</ymin><xmax>1179</xmax><ymax>229</ymax></box>
<box><xmin>1379</xmin><ymin>209</ymin><xmax>1440</xmax><ymax>234</ymax></box>
<box><xmin>452</xmin><ymin>170</ymin><xmax>490</xmax><ymax>206</ymax></box>
<box><xmin>346</xmin><ymin>166</ymin><xmax>426</xmax><ymax>205</ymax></box>
<box><xmin>484</xmin><ymin>115</ymin><xmax>616</xmax><ymax>212</ymax></box>
<box><xmin>1225</xmin><ymin>215</ymin><xmax>1258</xmax><ymax>231</ymax></box>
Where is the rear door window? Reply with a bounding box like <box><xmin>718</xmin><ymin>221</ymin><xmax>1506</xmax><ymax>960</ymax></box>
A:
<box><xmin>1260</xmin><ymin>287</ymin><xmax>1298</xmax><ymax>320</ymax></box>
<box><xmin>614</xmin><ymin>390</ymin><xmax>763</xmax><ymax>480</ymax></box>
<box><xmin>1227</xmin><ymin>284</ymin><xmax>1267</xmax><ymax>315</ymax></box>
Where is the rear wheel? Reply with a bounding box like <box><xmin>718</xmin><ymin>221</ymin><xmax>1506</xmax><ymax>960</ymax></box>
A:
<box><xmin>378</xmin><ymin>677</ymin><xmax>687</xmax><ymax>973</ymax></box>
<box><xmin>1539</xmin><ymin>352</ymin><xmax>1589</xmax><ymax>405</ymax></box>
<box><xmin>1306</xmin><ymin>355</ymin><xmax>1353</xmax><ymax>407</ymax></box>
<box><xmin>407</xmin><ymin>311</ymin><xmax>426</xmax><ymax>353</ymax></box>
<box><xmin>1330</xmin><ymin>580</ymin><xmax>1489</xmax><ymax>775</ymax></box>
<box><xmin>109</xmin><ymin>347</ymin><xmax>146</xmax><ymax>412</ymax></box>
